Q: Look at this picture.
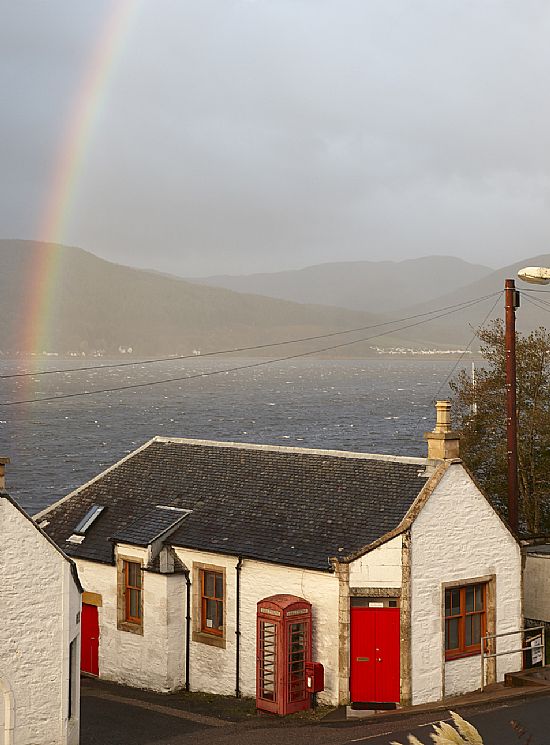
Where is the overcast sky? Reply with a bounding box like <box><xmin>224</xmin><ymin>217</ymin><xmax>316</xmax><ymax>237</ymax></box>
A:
<box><xmin>1</xmin><ymin>1</ymin><xmax>550</xmax><ymax>276</ymax></box>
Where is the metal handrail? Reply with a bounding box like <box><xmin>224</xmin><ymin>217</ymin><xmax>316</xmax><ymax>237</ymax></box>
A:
<box><xmin>480</xmin><ymin>626</ymin><xmax>545</xmax><ymax>691</ymax></box>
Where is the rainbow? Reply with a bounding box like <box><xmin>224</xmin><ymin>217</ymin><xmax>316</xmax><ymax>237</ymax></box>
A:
<box><xmin>24</xmin><ymin>0</ymin><xmax>138</xmax><ymax>355</ymax></box>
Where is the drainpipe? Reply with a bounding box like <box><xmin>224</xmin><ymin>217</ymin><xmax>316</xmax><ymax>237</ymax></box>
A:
<box><xmin>235</xmin><ymin>556</ymin><xmax>243</xmax><ymax>698</ymax></box>
<box><xmin>183</xmin><ymin>568</ymin><xmax>191</xmax><ymax>692</ymax></box>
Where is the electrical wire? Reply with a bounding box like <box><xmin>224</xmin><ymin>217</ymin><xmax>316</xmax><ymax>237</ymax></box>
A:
<box><xmin>0</xmin><ymin>293</ymin><xmax>498</xmax><ymax>407</ymax></box>
<box><xmin>430</xmin><ymin>292</ymin><xmax>503</xmax><ymax>403</ymax></box>
<box><xmin>0</xmin><ymin>292</ymin><xmax>502</xmax><ymax>380</ymax></box>
<box><xmin>412</xmin><ymin>291</ymin><xmax>503</xmax><ymax>433</ymax></box>
<box><xmin>522</xmin><ymin>293</ymin><xmax>550</xmax><ymax>314</ymax></box>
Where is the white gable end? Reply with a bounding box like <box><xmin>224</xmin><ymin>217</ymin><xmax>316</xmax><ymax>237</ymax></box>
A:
<box><xmin>349</xmin><ymin>535</ymin><xmax>403</xmax><ymax>589</ymax></box>
<box><xmin>0</xmin><ymin>496</ymin><xmax>81</xmax><ymax>745</ymax></box>
<box><xmin>410</xmin><ymin>463</ymin><xmax>522</xmax><ymax>704</ymax></box>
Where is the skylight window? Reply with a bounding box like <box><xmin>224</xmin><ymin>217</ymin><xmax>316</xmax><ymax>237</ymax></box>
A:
<box><xmin>74</xmin><ymin>505</ymin><xmax>105</xmax><ymax>535</ymax></box>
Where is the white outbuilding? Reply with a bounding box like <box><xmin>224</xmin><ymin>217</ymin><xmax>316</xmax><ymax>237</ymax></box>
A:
<box><xmin>0</xmin><ymin>459</ymin><xmax>82</xmax><ymax>745</ymax></box>
<box><xmin>37</xmin><ymin>402</ymin><xmax>523</xmax><ymax>712</ymax></box>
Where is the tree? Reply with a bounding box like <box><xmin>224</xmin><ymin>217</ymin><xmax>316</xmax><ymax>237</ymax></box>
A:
<box><xmin>450</xmin><ymin>320</ymin><xmax>550</xmax><ymax>534</ymax></box>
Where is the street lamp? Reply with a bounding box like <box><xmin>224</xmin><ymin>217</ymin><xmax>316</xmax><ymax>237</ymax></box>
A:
<box><xmin>517</xmin><ymin>266</ymin><xmax>550</xmax><ymax>285</ymax></box>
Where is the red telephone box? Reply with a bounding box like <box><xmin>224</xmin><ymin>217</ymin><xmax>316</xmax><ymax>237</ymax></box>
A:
<box><xmin>256</xmin><ymin>594</ymin><xmax>314</xmax><ymax>715</ymax></box>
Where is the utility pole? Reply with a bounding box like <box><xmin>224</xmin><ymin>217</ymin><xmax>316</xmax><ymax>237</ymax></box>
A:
<box><xmin>505</xmin><ymin>279</ymin><xmax>519</xmax><ymax>533</ymax></box>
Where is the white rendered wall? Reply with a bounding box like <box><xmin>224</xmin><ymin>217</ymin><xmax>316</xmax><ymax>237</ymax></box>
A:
<box><xmin>64</xmin><ymin>562</ymin><xmax>82</xmax><ymax>745</ymax></box>
<box><xmin>0</xmin><ymin>498</ymin><xmax>81</xmax><ymax>745</ymax></box>
<box><xmin>349</xmin><ymin>535</ymin><xmax>402</xmax><ymax>588</ymax></box>
<box><xmin>410</xmin><ymin>465</ymin><xmax>522</xmax><ymax>704</ymax></box>
<box><xmin>523</xmin><ymin>555</ymin><xmax>550</xmax><ymax>622</ymax></box>
<box><xmin>173</xmin><ymin>548</ymin><xmax>340</xmax><ymax>705</ymax></box>
<box><xmin>77</xmin><ymin>548</ymin><xmax>340</xmax><ymax>704</ymax></box>
<box><xmin>75</xmin><ymin>549</ymin><xmax>186</xmax><ymax>692</ymax></box>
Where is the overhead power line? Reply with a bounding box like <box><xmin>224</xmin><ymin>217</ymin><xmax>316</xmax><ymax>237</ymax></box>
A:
<box><xmin>0</xmin><ymin>293</ymin><xmax>501</xmax><ymax>407</ymax></box>
<box><xmin>430</xmin><ymin>292</ymin><xmax>503</xmax><ymax>403</ymax></box>
<box><xmin>0</xmin><ymin>292</ymin><xmax>502</xmax><ymax>381</ymax></box>
<box><xmin>411</xmin><ymin>291</ymin><xmax>503</xmax><ymax>433</ymax></box>
<box><xmin>522</xmin><ymin>293</ymin><xmax>550</xmax><ymax>314</ymax></box>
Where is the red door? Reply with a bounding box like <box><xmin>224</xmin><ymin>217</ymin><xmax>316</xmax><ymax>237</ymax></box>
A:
<box><xmin>81</xmin><ymin>603</ymin><xmax>99</xmax><ymax>676</ymax></box>
<box><xmin>350</xmin><ymin>607</ymin><xmax>400</xmax><ymax>703</ymax></box>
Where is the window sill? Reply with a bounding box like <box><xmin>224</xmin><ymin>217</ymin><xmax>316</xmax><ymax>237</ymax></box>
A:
<box><xmin>118</xmin><ymin>619</ymin><xmax>144</xmax><ymax>636</ymax></box>
<box><xmin>445</xmin><ymin>649</ymin><xmax>481</xmax><ymax>662</ymax></box>
<box><xmin>192</xmin><ymin>630</ymin><xmax>226</xmax><ymax>649</ymax></box>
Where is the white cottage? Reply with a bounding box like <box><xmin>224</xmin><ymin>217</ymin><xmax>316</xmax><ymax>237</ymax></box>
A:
<box><xmin>36</xmin><ymin>403</ymin><xmax>523</xmax><ymax>710</ymax></box>
<box><xmin>0</xmin><ymin>460</ymin><xmax>82</xmax><ymax>745</ymax></box>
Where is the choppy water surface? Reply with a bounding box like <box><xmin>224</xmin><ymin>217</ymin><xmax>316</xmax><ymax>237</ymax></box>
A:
<box><xmin>0</xmin><ymin>357</ymin><xmax>470</xmax><ymax>514</ymax></box>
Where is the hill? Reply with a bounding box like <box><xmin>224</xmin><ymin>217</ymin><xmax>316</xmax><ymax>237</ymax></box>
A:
<box><xmin>190</xmin><ymin>256</ymin><xmax>493</xmax><ymax>314</ymax></box>
<box><xmin>0</xmin><ymin>240</ymin><xmax>441</xmax><ymax>356</ymax></box>
<box><xmin>393</xmin><ymin>254</ymin><xmax>550</xmax><ymax>345</ymax></box>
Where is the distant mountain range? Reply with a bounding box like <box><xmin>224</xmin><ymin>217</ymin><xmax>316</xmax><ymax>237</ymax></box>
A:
<box><xmin>190</xmin><ymin>254</ymin><xmax>550</xmax><ymax>347</ymax></box>
<box><xmin>0</xmin><ymin>240</ymin><xmax>412</xmax><ymax>356</ymax></box>
<box><xmin>1</xmin><ymin>240</ymin><xmax>548</xmax><ymax>356</ymax></box>
<box><xmin>190</xmin><ymin>256</ymin><xmax>494</xmax><ymax>314</ymax></box>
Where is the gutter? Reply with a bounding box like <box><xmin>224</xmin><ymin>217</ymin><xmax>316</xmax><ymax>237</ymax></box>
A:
<box><xmin>235</xmin><ymin>556</ymin><xmax>243</xmax><ymax>698</ymax></box>
<box><xmin>183</xmin><ymin>568</ymin><xmax>191</xmax><ymax>692</ymax></box>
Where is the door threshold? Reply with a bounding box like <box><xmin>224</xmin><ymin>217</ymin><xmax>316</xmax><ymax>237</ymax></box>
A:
<box><xmin>350</xmin><ymin>701</ymin><xmax>398</xmax><ymax>710</ymax></box>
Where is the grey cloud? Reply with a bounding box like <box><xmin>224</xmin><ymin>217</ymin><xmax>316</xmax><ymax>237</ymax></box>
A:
<box><xmin>1</xmin><ymin>0</ymin><xmax>550</xmax><ymax>274</ymax></box>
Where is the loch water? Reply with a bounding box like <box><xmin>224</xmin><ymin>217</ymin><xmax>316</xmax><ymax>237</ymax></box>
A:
<box><xmin>0</xmin><ymin>357</ymin><xmax>471</xmax><ymax>514</ymax></box>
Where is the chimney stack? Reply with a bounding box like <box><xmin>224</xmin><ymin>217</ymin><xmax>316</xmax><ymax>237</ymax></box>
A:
<box><xmin>424</xmin><ymin>401</ymin><xmax>460</xmax><ymax>461</ymax></box>
<box><xmin>0</xmin><ymin>457</ymin><xmax>10</xmax><ymax>492</ymax></box>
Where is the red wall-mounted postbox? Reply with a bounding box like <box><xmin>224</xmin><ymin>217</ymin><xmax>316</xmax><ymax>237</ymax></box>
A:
<box><xmin>305</xmin><ymin>661</ymin><xmax>324</xmax><ymax>693</ymax></box>
<box><xmin>256</xmin><ymin>594</ymin><xmax>313</xmax><ymax>716</ymax></box>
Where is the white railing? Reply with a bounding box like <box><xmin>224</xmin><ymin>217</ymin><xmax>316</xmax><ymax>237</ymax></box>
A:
<box><xmin>480</xmin><ymin>626</ymin><xmax>545</xmax><ymax>691</ymax></box>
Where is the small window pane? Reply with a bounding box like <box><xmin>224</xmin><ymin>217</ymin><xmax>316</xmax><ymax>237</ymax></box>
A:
<box><xmin>128</xmin><ymin>562</ymin><xmax>141</xmax><ymax>588</ymax></box>
<box><xmin>204</xmin><ymin>572</ymin><xmax>215</xmax><ymax>597</ymax></box>
<box><xmin>465</xmin><ymin>615</ymin><xmax>472</xmax><ymax>646</ymax></box>
<box><xmin>204</xmin><ymin>599</ymin><xmax>223</xmax><ymax>630</ymax></box>
<box><xmin>206</xmin><ymin>598</ymin><xmax>217</xmax><ymax>627</ymax></box>
<box><xmin>446</xmin><ymin>618</ymin><xmax>459</xmax><ymax>650</ymax></box>
<box><xmin>216</xmin><ymin>600</ymin><xmax>223</xmax><ymax>630</ymax></box>
<box><xmin>471</xmin><ymin>613</ymin><xmax>481</xmax><ymax>645</ymax></box>
<box><xmin>215</xmin><ymin>574</ymin><xmax>223</xmax><ymax>599</ymax></box>
<box><xmin>129</xmin><ymin>588</ymin><xmax>140</xmax><ymax>619</ymax></box>
<box><xmin>466</xmin><ymin>586</ymin><xmax>474</xmax><ymax>613</ymax></box>
<box><xmin>452</xmin><ymin>589</ymin><xmax>461</xmax><ymax>616</ymax></box>
<box><xmin>475</xmin><ymin>585</ymin><xmax>483</xmax><ymax>611</ymax></box>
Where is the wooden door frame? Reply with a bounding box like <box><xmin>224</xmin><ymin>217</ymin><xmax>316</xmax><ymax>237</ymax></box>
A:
<box><xmin>350</xmin><ymin>604</ymin><xmax>401</xmax><ymax>704</ymax></box>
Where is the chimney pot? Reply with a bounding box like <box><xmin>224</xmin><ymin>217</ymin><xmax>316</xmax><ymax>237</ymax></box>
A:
<box><xmin>434</xmin><ymin>400</ymin><xmax>452</xmax><ymax>433</ymax></box>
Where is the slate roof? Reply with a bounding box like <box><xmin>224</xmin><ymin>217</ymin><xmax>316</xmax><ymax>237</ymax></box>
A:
<box><xmin>41</xmin><ymin>438</ymin><xmax>430</xmax><ymax>572</ymax></box>
<box><xmin>113</xmin><ymin>506</ymin><xmax>190</xmax><ymax>546</ymax></box>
